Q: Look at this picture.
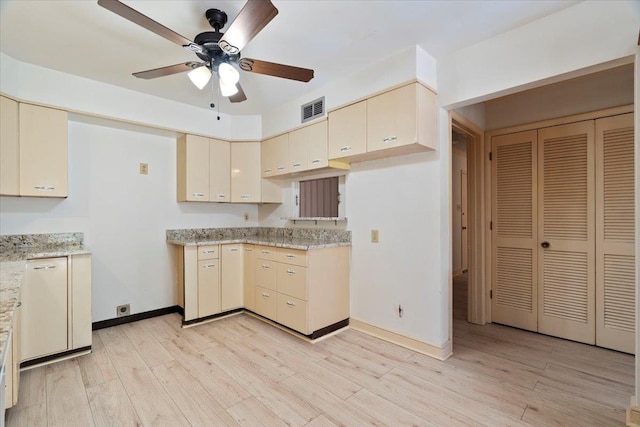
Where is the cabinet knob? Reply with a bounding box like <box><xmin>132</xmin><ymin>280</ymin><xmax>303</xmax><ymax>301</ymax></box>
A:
<box><xmin>264</xmin><ymin>168</ymin><xmax>272</xmax><ymax>173</ymax></box>
<box><xmin>192</xmin><ymin>193</ymin><xmax>204</xmax><ymax>197</ymax></box>
<box><xmin>215</xmin><ymin>194</ymin><xmax>226</xmax><ymax>198</ymax></box>
<box><xmin>286</xmin><ymin>254</ymin><xmax>295</xmax><ymax>259</ymax></box>
<box><xmin>262</xmin><ymin>250</ymin><xmax>270</xmax><ymax>254</ymax></box>
<box><xmin>541</xmin><ymin>241</ymin><xmax>550</xmax><ymax>249</ymax></box>
<box><xmin>228</xmin><ymin>248</ymin><xmax>238</xmax><ymax>252</ymax></box>
<box><xmin>277</xmin><ymin>166</ymin><xmax>285</xmax><ymax>171</ymax></box>
<box><xmin>203</xmin><ymin>264</ymin><xmax>216</xmax><ymax>268</ymax></box>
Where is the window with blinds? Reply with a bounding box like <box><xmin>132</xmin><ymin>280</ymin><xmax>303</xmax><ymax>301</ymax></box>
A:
<box><xmin>298</xmin><ymin>177</ymin><xmax>339</xmax><ymax>217</ymax></box>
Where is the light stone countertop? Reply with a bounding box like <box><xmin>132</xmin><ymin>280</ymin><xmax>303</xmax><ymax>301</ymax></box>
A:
<box><xmin>166</xmin><ymin>237</ymin><xmax>351</xmax><ymax>250</ymax></box>
<box><xmin>0</xmin><ymin>235</ymin><xmax>92</xmax><ymax>366</ymax></box>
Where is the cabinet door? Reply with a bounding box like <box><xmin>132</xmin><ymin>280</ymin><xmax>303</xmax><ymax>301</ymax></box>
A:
<box><xmin>255</xmin><ymin>259</ymin><xmax>277</xmax><ymax>290</ymax></box>
<box><xmin>306</xmin><ymin>121</ymin><xmax>329</xmax><ymax>170</ymax></box>
<box><xmin>71</xmin><ymin>254</ymin><xmax>92</xmax><ymax>349</ymax></box>
<box><xmin>221</xmin><ymin>244</ymin><xmax>244</xmax><ymax>311</ymax></box>
<box><xmin>19</xmin><ymin>104</ymin><xmax>68</xmax><ymax>197</ymax></box>
<box><xmin>367</xmin><ymin>84</ymin><xmax>417</xmax><ymax>153</ymax></box>
<box><xmin>209</xmin><ymin>138</ymin><xmax>230</xmax><ymax>202</ymax></box>
<box><xmin>272</xmin><ymin>134</ymin><xmax>289</xmax><ymax>176</ymax></box>
<box><xmin>231</xmin><ymin>142</ymin><xmax>261</xmax><ymax>203</ymax></box>
<box><xmin>288</xmin><ymin>127</ymin><xmax>307</xmax><ymax>172</ymax></box>
<box><xmin>198</xmin><ymin>259</ymin><xmax>220</xmax><ymax>318</ymax></box>
<box><xmin>261</xmin><ymin>137</ymin><xmax>276</xmax><ymax>177</ymax></box>
<box><xmin>243</xmin><ymin>245</ymin><xmax>256</xmax><ymax>311</ymax></box>
<box><xmin>328</xmin><ymin>101</ymin><xmax>366</xmax><ymax>159</ymax></box>
<box><xmin>277</xmin><ymin>294</ymin><xmax>308</xmax><ymax>334</ymax></box>
<box><xmin>22</xmin><ymin>257</ymin><xmax>68</xmax><ymax>361</ymax></box>
<box><xmin>0</xmin><ymin>96</ymin><xmax>19</xmax><ymax>196</ymax></box>
<box><xmin>255</xmin><ymin>286</ymin><xmax>277</xmax><ymax>320</ymax></box>
<box><xmin>177</xmin><ymin>134</ymin><xmax>210</xmax><ymax>201</ymax></box>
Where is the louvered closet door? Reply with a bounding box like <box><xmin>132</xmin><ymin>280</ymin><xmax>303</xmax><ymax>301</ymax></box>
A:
<box><xmin>491</xmin><ymin>130</ymin><xmax>538</xmax><ymax>331</ymax></box>
<box><xmin>595</xmin><ymin>113</ymin><xmax>635</xmax><ymax>354</ymax></box>
<box><xmin>537</xmin><ymin>121</ymin><xmax>595</xmax><ymax>344</ymax></box>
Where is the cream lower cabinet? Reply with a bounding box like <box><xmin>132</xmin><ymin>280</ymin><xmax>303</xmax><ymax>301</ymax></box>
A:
<box><xmin>221</xmin><ymin>244</ymin><xmax>244</xmax><ymax>311</ymax></box>
<box><xmin>21</xmin><ymin>255</ymin><xmax>92</xmax><ymax>363</ymax></box>
<box><xmin>4</xmin><ymin>293</ymin><xmax>21</xmax><ymax>409</ymax></box>
<box><xmin>243</xmin><ymin>245</ymin><xmax>256</xmax><ymax>311</ymax></box>
<box><xmin>254</xmin><ymin>245</ymin><xmax>350</xmax><ymax>337</ymax></box>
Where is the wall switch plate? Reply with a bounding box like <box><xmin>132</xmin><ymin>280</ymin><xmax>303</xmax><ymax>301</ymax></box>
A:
<box><xmin>139</xmin><ymin>163</ymin><xmax>149</xmax><ymax>175</ymax></box>
<box><xmin>117</xmin><ymin>304</ymin><xmax>130</xmax><ymax>317</ymax></box>
<box><xmin>371</xmin><ymin>229</ymin><xmax>379</xmax><ymax>243</ymax></box>
<box><xmin>243</xmin><ymin>213</ymin><xmax>249</xmax><ymax>221</ymax></box>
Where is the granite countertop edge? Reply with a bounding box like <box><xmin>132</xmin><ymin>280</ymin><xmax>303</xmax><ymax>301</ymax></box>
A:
<box><xmin>166</xmin><ymin>238</ymin><xmax>352</xmax><ymax>250</ymax></box>
<box><xmin>0</xmin><ymin>244</ymin><xmax>92</xmax><ymax>364</ymax></box>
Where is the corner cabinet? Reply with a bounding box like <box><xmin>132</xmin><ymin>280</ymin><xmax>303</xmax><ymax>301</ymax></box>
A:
<box><xmin>177</xmin><ymin>243</ymin><xmax>350</xmax><ymax>338</ymax></box>
<box><xmin>0</xmin><ymin>97</ymin><xmax>68</xmax><ymax>198</ymax></box>
<box><xmin>177</xmin><ymin>135</ymin><xmax>230</xmax><ymax>202</ymax></box>
<box><xmin>328</xmin><ymin>81</ymin><xmax>437</xmax><ymax>163</ymax></box>
<box><xmin>20</xmin><ymin>254</ymin><xmax>92</xmax><ymax>364</ymax></box>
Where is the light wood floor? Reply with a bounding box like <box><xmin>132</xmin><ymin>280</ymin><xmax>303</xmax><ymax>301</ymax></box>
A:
<box><xmin>5</xmin><ymin>280</ymin><xmax>634</xmax><ymax>426</ymax></box>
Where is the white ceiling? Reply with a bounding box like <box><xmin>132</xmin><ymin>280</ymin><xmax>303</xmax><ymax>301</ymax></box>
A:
<box><xmin>0</xmin><ymin>0</ymin><xmax>580</xmax><ymax>115</ymax></box>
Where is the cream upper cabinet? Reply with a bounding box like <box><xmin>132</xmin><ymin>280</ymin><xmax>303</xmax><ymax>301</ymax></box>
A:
<box><xmin>288</xmin><ymin>126</ymin><xmax>308</xmax><ymax>172</ymax></box>
<box><xmin>177</xmin><ymin>134</ymin><xmax>210</xmax><ymax>201</ymax></box>
<box><xmin>261</xmin><ymin>134</ymin><xmax>289</xmax><ymax>177</ymax></box>
<box><xmin>289</xmin><ymin>120</ymin><xmax>329</xmax><ymax>172</ymax></box>
<box><xmin>19</xmin><ymin>103</ymin><xmax>68</xmax><ymax>197</ymax></box>
<box><xmin>328</xmin><ymin>100</ymin><xmax>367</xmax><ymax>160</ymax></box>
<box><xmin>209</xmin><ymin>138</ymin><xmax>231</xmax><ymax>202</ymax></box>
<box><xmin>231</xmin><ymin>142</ymin><xmax>261</xmax><ymax>203</ymax></box>
<box><xmin>221</xmin><ymin>244</ymin><xmax>244</xmax><ymax>311</ymax></box>
<box><xmin>0</xmin><ymin>96</ymin><xmax>19</xmax><ymax>196</ymax></box>
<box><xmin>367</xmin><ymin>82</ymin><xmax>437</xmax><ymax>154</ymax></box>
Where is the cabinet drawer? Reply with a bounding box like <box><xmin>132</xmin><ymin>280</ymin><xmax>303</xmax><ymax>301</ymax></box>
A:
<box><xmin>277</xmin><ymin>249</ymin><xmax>307</xmax><ymax>267</ymax></box>
<box><xmin>255</xmin><ymin>260</ymin><xmax>277</xmax><ymax>290</ymax></box>
<box><xmin>255</xmin><ymin>246</ymin><xmax>279</xmax><ymax>261</ymax></box>
<box><xmin>197</xmin><ymin>245</ymin><xmax>219</xmax><ymax>260</ymax></box>
<box><xmin>277</xmin><ymin>294</ymin><xmax>308</xmax><ymax>334</ymax></box>
<box><xmin>276</xmin><ymin>264</ymin><xmax>308</xmax><ymax>300</ymax></box>
<box><xmin>255</xmin><ymin>286</ymin><xmax>277</xmax><ymax>320</ymax></box>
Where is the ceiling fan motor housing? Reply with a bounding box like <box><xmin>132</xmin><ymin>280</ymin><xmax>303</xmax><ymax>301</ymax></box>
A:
<box><xmin>206</xmin><ymin>9</ymin><xmax>227</xmax><ymax>31</ymax></box>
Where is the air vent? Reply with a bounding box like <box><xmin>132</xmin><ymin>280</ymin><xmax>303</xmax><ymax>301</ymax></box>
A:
<box><xmin>301</xmin><ymin>97</ymin><xmax>325</xmax><ymax>123</ymax></box>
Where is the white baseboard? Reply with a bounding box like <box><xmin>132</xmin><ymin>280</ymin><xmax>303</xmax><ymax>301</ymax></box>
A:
<box><xmin>349</xmin><ymin>318</ymin><xmax>453</xmax><ymax>361</ymax></box>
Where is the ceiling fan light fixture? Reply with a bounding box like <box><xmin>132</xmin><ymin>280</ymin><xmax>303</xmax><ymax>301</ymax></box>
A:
<box><xmin>219</xmin><ymin>79</ymin><xmax>239</xmax><ymax>97</ymax></box>
<box><xmin>188</xmin><ymin>65</ymin><xmax>212</xmax><ymax>90</ymax></box>
<box><xmin>218</xmin><ymin>62</ymin><xmax>240</xmax><ymax>85</ymax></box>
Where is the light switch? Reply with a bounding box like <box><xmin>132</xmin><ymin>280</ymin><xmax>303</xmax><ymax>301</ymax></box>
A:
<box><xmin>139</xmin><ymin>163</ymin><xmax>149</xmax><ymax>175</ymax></box>
<box><xmin>371</xmin><ymin>229</ymin><xmax>379</xmax><ymax>243</ymax></box>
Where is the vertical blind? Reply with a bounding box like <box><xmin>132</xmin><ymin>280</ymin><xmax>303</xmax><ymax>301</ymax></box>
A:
<box><xmin>299</xmin><ymin>177</ymin><xmax>339</xmax><ymax>217</ymax></box>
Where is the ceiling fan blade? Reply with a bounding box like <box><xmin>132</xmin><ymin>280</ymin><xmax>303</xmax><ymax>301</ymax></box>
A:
<box><xmin>239</xmin><ymin>58</ymin><xmax>314</xmax><ymax>82</ymax></box>
<box><xmin>98</xmin><ymin>0</ymin><xmax>194</xmax><ymax>48</ymax></box>
<box><xmin>218</xmin><ymin>0</ymin><xmax>278</xmax><ymax>54</ymax></box>
<box><xmin>229</xmin><ymin>83</ymin><xmax>247</xmax><ymax>103</ymax></box>
<box><xmin>133</xmin><ymin>62</ymin><xmax>202</xmax><ymax>79</ymax></box>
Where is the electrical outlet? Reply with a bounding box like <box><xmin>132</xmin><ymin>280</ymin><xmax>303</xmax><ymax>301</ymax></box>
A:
<box><xmin>116</xmin><ymin>304</ymin><xmax>130</xmax><ymax>317</ymax></box>
<box><xmin>371</xmin><ymin>229</ymin><xmax>379</xmax><ymax>243</ymax></box>
<box><xmin>139</xmin><ymin>163</ymin><xmax>149</xmax><ymax>175</ymax></box>
<box><xmin>244</xmin><ymin>213</ymin><xmax>249</xmax><ymax>221</ymax></box>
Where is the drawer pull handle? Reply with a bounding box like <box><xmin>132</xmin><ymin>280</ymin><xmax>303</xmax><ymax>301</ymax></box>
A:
<box><xmin>215</xmin><ymin>194</ymin><xmax>226</xmax><ymax>198</ymax></box>
<box><xmin>277</xmin><ymin>166</ymin><xmax>285</xmax><ymax>171</ymax></box>
<box><xmin>15</xmin><ymin>302</ymin><xmax>22</xmax><ymax>308</ymax></box>
<box><xmin>203</xmin><ymin>264</ymin><xmax>216</xmax><ymax>268</ymax></box>
<box><xmin>202</xmin><ymin>250</ymin><xmax>216</xmax><ymax>254</ymax></box>
<box><xmin>383</xmin><ymin>136</ymin><xmax>398</xmax><ymax>143</ymax></box>
<box><xmin>228</xmin><ymin>248</ymin><xmax>238</xmax><ymax>252</ymax></box>
<box><xmin>262</xmin><ymin>250</ymin><xmax>270</xmax><ymax>254</ymax></box>
<box><xmin>262</xmin><ymin>292</ymin><xmax>270</xmax><ymax>298</ymax></box>
<box><xmin>293</xmin><ymin>163</ymin><xmax>301</xmax><ymax>168</ymax></box>
<box><xmin>286</xmin><ymin>254</ymin><xmax>295</xmax><ymax>259</ymax></box>
<box><xmin>192</xmin><ymin>193</ymin><xmax>205</xmax><ymax>197</ymax></box>
<box><xmin>33</xmin><ymin>265</ymin><xmax>56</xmax><ymax>270</ymax></box>
<box><xmin>286</xmin><ymin>269</ymin><xmax>295</xmax><ymax>275</ymax></box>
<box><xmin>34</xmin><ymin>186</ymin><xmax>55</xmax><ymax>191</ymax></box>
<box><xmin>312</xmin><ymin>159</ymin><xmax>321</xmax><ymax>164</ymax></box>
<box><xmin>262</xmin><ymin>264</ymin><xmax>270</xmax><ymax>269</ymax></box>
<box><xmin>340</xmin><ymin>146</ymin><xmax>351</xmax><ymax>152</ymax></box>
<box><xmin>264</xmin><ymin>168</ymin><xmax>272</xmax><ymax>173</ymax></box>
<box><xmin>240</xmin><ymin>195</ymin><xmax>251</xmax><ymax>199</ymax></box>
<box><xmin>245</xmin><ymin>249</ymin><xmax>253</xmax><ymax>252</ymax></box>
<box><xmin>286</xmin><ymin>301</ymin><xmax>296</xmax><ymax>307</ymax></box>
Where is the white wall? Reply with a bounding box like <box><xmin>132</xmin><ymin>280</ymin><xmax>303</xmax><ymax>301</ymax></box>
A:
<box><xmin>451</xmin><ymin>152</ymin><xmax>467</xmax><ymax>275</ymax></box>
<box><xmin>0</xmin><ymin>120</ymin><xmax>258</xmax><ymax>322</ymax></box>
<box><xmin>437</xmin><ymin>1</ymin><xmax>639</xmax><ymax>109</ymax></box>
<box><xmin>484</xmin><ymin>64</ymin><xmax>634</xmax><ymax>130</ymax></box>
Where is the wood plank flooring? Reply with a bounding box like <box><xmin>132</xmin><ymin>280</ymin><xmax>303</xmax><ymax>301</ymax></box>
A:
<box><xmin>5</xmin><ymin>277</ymin><xmax>634</xmax><ymax>426</ymax></box>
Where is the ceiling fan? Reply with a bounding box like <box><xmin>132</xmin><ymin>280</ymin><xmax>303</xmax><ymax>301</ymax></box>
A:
<box><xmin>97</xmin><ymin>0</ymin><xmax>314</xmax><ymax>103</ymax></box>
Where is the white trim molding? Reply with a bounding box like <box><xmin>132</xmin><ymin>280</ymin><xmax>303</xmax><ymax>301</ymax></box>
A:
<box><xmin>350</xmin><ymin>318</ymin><xmax>453</xmax><ymax>360</ymax></box>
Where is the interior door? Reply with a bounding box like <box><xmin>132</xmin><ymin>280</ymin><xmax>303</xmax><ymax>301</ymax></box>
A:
<box><xmin>461</xmin><ymin>170</ymin><xmax>468</xmax><ymax>273</ymax></box>
<box><xmin>537</xmin><ymin>121</ymin><xmax>595</xmax><ymax>344</ymax></box>
<box><xmin>491</xmin><ymin>130</ymin><xmax>538</xmax><ymax>331</ymax></box>
<box><xmin>595</xmin><ymin>113</ymin><xmax>635</xmax><ymax>353</ymax></box>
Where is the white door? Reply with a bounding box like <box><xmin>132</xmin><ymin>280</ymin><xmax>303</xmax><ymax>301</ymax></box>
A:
<box><xmin>461</xmin><ymin>170</ymin><xmax>468</xmax><ymax>273</ymax></box>
<box><xmin>595</xmin><ymin>113</ymin><xmax>635</xmax><ymax>353</ymax></box>
<box><xmin>537</xmin><ymin>121</ymin><xmax>595</xmax><ymax>344</ymax></box>
<box><xmin>491</xmin><ymin>130</ymin><xmax>538</xmax><ymax>331</ymax></box>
